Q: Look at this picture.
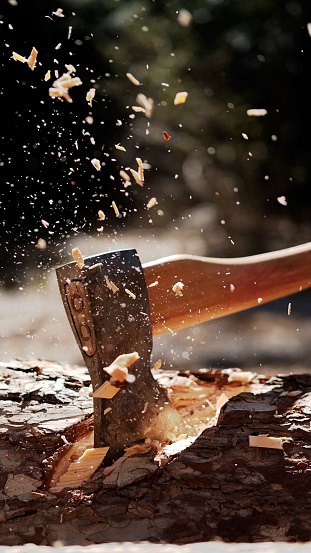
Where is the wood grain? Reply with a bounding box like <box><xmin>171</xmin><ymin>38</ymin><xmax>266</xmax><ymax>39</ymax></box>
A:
<box><xmin>143</xmin><ymin>242</ymin><xmax>311</xmax><ymax>335</ymax></box>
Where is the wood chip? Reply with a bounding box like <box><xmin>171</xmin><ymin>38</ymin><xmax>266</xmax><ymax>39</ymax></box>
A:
<box><xmin>52</xmin><ymin>8</ymin><xmax>65</xmax><ymax>17</ymax></box>
<box><xmin>86</xmin><ymin>87</ymin><xmax>96</xmax><ymax>106</ymax></box>
<box><xmin>125</xmin><ymin>288</ymin><xmax>136</xmax><ymax>299</ymax></box>
<box><xmin>130</xmin><ymin>168</ymin><xmax>143</xmax><ymax>186</ymax></box>
<box><xmin>153</xmin><ymin>359</ymin><xmax>162</xmax><ymax>371</ymax></box>
<box><xmin>111</xmin><ymin>201</ymin><xmax>120</xmax><ymax>217</ymax></box>
<box><xmin>120</xmin><ymin>169</ymin><xmax>130</xmax><ymax>181</ymax></box>
<box><xmin>246</xmin><ymin>108</ymin><xmax>268</xmax><ymax>116</ymax></box>
<box><xmin>115</xmin><ymin>144</ymin><xmax>126</xmax><ymax>151</ymax></box>
<box><xmin>277</xmin><ymin>195</ymin><xmax>287</xmax><ymax>206</ymax></box>
<box><xmin>132</xmin><ymin>106</ymin><xmax>146</xmax><ymax>113</ymax></box>
<box><xmin>91</xmin><ymin>158</ymin><xmax>101</xmax><ymax>171</ymax></box>
<box><xmin>104</xmin><ymin>275</ymin><xmax>119</xmax><ymax>294</ymax></box>
<box><xmin>136</xmin><ymin>93</ymin><xmax>154</xmax><ymax>117</ymax></box>
<box><xmin>49</xmin><ymin>71</ymin><xmax>82</xmax><ymax>103</ymax></box>
<box><xmin>136</xmin><ymin>157</ymin><xmax>144</xmax><ymax>182</ymax></box>
<box><xmin>72</xmin><ymin>247</ymin><xmax>84</xmax><ymax>269</ymax></box>
<box><xmin>27</xmin><ymin>47</ymin><xmax>38</xmax><ymax>70</ymax></box>
<box><xmin>13</xmin><ymin>47</ymin><xmax>38</xmax><ymax>70</ymax></box>
<box><xmin>249</xmin><ymin>435</ymin><xmax>285</xmax><ymax>450</ymax></box>
<box><xmin>12</xmin><ymin>52</ymin><xmax>27</xmax><ymax>63</ymax></box>
<box><xmin>174</xmin><ymin>91</ymin><xmax>188</xmax><ymax>105</ymax></box>
<box><xmin>172</xmin><ymin>281</ymin><xmax>184</xmax><ymax>296</ymax></box>
<box><xmin>147</xmin><ymin>197</ymin><xmax>157</xmax><ymax>209</ymax></box>
<box><xmin>92</xmin><ymin>352</ymin><xmax>139</xmax><ymax>399</ymax></box>
<box><xmin>44</xmin><ymin>70</ymin><xmax>51</xmax><ymax>81</ymax></box>
<box><xmin>126</xmin><ymin>72</ymin><xmax>142</xmax><ymax>86</ymax></box>
<box><xmin>98</xmin><ymin>210</ymin><xmax>105</xmax><ymax>220</ymax></box>
<box><xmin>41</xmin><ymin>219</ymin><xmax>49</xmax><ymax>228</ymax></box>
<box><xmin>163</xmin><ymin>131</ymin><xmax>171</xmax><ymax>140</ymax></box>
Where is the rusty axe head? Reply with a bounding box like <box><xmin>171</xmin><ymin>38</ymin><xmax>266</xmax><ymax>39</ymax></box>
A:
<box><xmin>56</xmin><ymin>249</ymin><xmax>186</xmax><ymax>464</ymax></box>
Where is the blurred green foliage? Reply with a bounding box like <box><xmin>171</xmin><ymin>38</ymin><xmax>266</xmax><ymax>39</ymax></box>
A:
<box><xmin>62</xmin><ymin>0</ymin><xmax>310</xmax><ymax>255</ymax></box>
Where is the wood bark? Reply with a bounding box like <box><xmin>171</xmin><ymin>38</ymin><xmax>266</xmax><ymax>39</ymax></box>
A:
<box><xmin>1</xmin><ymin>360</ymin><xmax>311</xmax><ymax>545</ymax></box>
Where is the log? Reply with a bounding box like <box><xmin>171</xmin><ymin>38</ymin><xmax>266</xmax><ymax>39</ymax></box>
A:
<box><xmin>1</xmin><ymin>360</ymin><xmax>311</xmax><ymax>545</ymax></box>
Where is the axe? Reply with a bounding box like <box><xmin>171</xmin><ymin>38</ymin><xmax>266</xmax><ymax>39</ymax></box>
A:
<box><xmin>56</xmin><ymin>241</ymin><xmax>311</xmax><ymax>462</ymax></box>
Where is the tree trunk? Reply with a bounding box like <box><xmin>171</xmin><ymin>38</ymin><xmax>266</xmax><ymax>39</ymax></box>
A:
<box><xmin>1</xmin><ymin>360</ymin><xmax>311</xmax><ymax>545</ymax></box>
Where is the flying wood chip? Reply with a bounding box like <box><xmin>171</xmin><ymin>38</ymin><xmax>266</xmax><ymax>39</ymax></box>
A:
<box><xmin>163</xmin><ymin>131</ymin><xmax>171</xmax><ymax>141</ymax></box>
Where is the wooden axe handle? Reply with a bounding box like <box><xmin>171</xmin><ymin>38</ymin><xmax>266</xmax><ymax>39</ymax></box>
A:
<box><xmin>143</xmin><ymin>242</ymin><xmax>311</xmax><ymax>336</ymax></box>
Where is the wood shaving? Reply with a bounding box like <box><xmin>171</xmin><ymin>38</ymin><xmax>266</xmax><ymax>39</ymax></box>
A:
<box><xmin>125</xmin><ymin>288</ymin><xmax>136</xmax><ymax>299</ymax></box>
<box><xmin>111</xmin><ymin>201</ymin><xmax>120</xmax><ymax>217</ymax></box>
<box><xmin>65</xmin><ymin>64</ymin><xmax>76</xmax><ymax>73</ymax></box>
<box><xmin>88</xmin><ymin>262</ymin><xmax>103</xmax><ymax>270</ymax></box>
<box><xmin>72</xmin><ymin>247</ymin><xmax>84</xmax><ymax>269</ymax></box>
<box><xmin>147</xmin><ymin>197</ymin><xmax>157</xmax><ymax>209</ymax></box>
<box><xmin>68</xmin><ymin>26</ymin><xmax>72</xmax><ymax>39</ymax></box>
<box><xmin>126</xmin><ymin>72</ymin><xmax>142</xmax><ymax>86</ymax></box>
<box><xmin>98</xmin><ymin>210</ymin><xmax>105</xmax><ymax>221</ymax></box>
<box><xmin>130</xmin><ymin>168</ymin><xmax>143</xmax><ymax>186</ymax></box>
<box><xmin>115</xmin><ymin>144</ymin><xmax>126</xmax><ymax>151</ymax></box>
<box><xmin>172</xmin><ymin>281</ymin><xmax>184</xmax><ymax>296</ymax></box>
<box><xmin>246</xmin><ymin>108</ymin><xmax>268</xmax><ymax>116</ymax></box>
<box><xmin>148</xmin><ymin>279</ymin><xmax>158</xmax><ymax>287</ymax></box>
<box><xmin>249</xmin><ymin>435</ymin><xmax>285</xmax><ymax>450</ymax></box>
<box><xmin>153</xmin><ymin>359</ymin><xmax>162</xmax><ymax>371</ymax></box>
<box><xmin>44</xmin><ymin>70</ymin><xmax>51</xmax><ymax>81</ymax></box>
<box><xmin>55</xmin><ymin>43</ymin><xmax>62</xmax><ymax>50</ymax></box>
<box><xmin>277</xmin><ymin>195</ymin><xmax>287</xmax><ymax>206</ymax></box>
<box><xmin>242</xmin><ymin>133</ymin><xmax>248</xmax><ymax>140</ymax></box>
<box><xmin>41</xmin><ymin>219</ymin><xmax>49</xmax><ymax>228</ymax></box>
<box><xmin>120</xmin><ymin>169</ymin><xmax>130</xmax><ymax>181</ymax></box>
<box><xmin>92</xmin><ymin>352</ymin><xmax>139</xmax><ymax>399</ymax></box>
<box><xmin>52</xmin><ymin>8</ymin><xmax>65</xmax><ymax>17</ymax></box>
<box><xmin>91</xmin><ymin>158</ymin><xmax>101</xmax><ymax>171</ymax></box>
<box><xmin>104</xmin><ymin>275</ymin><xmax>119</xmax><ymax>294</ymax></box>
<box><xmin>174</xmin><ymin>91</ymin><xmax>188</xmax><ymax>105</ymax></box>
<box><xmin>12</xmin><ymin>52</ymin><xmax>27</xmax><ymax>63</ymax></box>
<box><xmin>49</xmin><ymin>71</ymin><xmax>82</xmax><ymax>103</ymax></box>
<box><xmin>13</xmin><ymin>47</ymin><xmax>38</xmax><ymax>70</ymax></box>
<box><xmin>136</xmin><ymin>93</ymin><xmax>154</xmax><ymax>117</ymax></box>
<box><xmin>27</xmin><ymin>47</ymin><xmax>38</xmax><ymax>70</ymax></box>
<box><xmin>132</xmin><ymin>106</ymin><xmax>146</xmax><ymax>113</ymax></box>
<box><xmin>86</xmin><ymin>87</ymin><xmax>96</xmax><ymax>106</ymax></box>
<box><xmin>136</xmin><ymin>157</ymin><xmax>144</xmax><ymax>182</ymax></box>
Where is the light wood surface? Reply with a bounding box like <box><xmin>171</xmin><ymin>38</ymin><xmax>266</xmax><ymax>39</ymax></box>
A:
<box><xmin>143</xmin><ymin>242</ymin><xmax>311</xmax><ymax>335</ymax></box>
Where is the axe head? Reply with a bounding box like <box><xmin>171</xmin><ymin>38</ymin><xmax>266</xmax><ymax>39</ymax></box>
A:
<box><xmin>56</xmin><ymin>249</ymin><xmax>186</xmax><ymax>464</ymax></box>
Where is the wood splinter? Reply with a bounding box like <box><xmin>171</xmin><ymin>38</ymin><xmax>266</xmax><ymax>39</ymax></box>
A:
<box><xmin>92</xmin><ymin>352</ymin><xmax>139</xmax><ymax>399</ymax></box>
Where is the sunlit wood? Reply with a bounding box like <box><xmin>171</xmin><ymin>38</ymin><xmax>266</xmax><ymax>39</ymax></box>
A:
<box><xmin>143</xmin><ymin>242</ymin><xmax>311</xmax><ymax>335</ymax></box>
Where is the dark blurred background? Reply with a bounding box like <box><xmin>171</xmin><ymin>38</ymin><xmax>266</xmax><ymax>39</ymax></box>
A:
<box><xmin>1</xmin><ymin>0</ymin><xmax>310</xmax><ymax>286</ymax></box>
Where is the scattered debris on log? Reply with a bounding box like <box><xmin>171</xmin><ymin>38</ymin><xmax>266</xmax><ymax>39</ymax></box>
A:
<box><xmin>2</xmin><ymin>359</ymin><xmax>311</xmax><ymax>545</ymax></box>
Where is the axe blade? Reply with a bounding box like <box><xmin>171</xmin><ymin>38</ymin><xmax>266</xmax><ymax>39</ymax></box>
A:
<box><xmin>56</xmin><ymin>249</ymin><xmax>186</xmax><ymax>464</ymax></box>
